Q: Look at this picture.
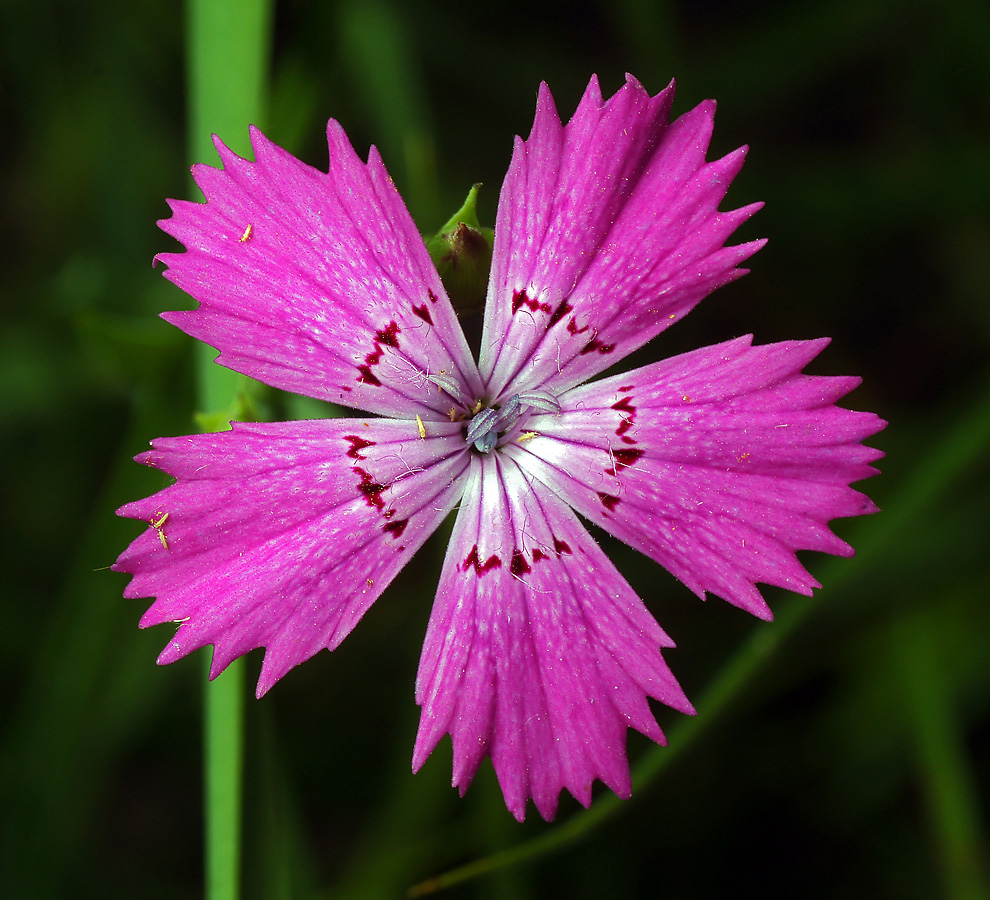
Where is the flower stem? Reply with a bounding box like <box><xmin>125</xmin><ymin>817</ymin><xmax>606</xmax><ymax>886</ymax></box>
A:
<box><xmin>204</xmin><ymin>661</ymin><xmax>246</xmax><ymax>900</ymax></box>
<box><xmin>186</xmin><ymin>1</ymin><xmax>272</xmax><ymax>899</ymax></box>
<box><xmin>894</xmin><ymin>610</ymin><xmax>990</xmax><ymax>900</ymax></box>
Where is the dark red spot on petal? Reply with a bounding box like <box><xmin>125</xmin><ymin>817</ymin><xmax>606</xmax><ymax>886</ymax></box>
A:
<box><xmin>532</xmin><ymin>548</ymin><xmax>548</xmax><ymax>562</ymax></box>
<box><xmin>612</xmin><ymin>396</ymin><xmax>637</xmax><ymax>441</ymax></box>
<box><xmin>384</xmin><ymin>518</ymin><xmax>408</xmax><ymax>539</ymax></box>
<box><xmin>547</xmin><ymin>300</ymin><xmax>573</xmax><ymax>329</ymax></box>
<box><xmin>375</xmin><ymin>321</ymin><xmax>400</xmax><ymax>347</ymax></box>
<box><xmin>412</xmin><ymin>304</ymin><xmax>433</xmax><ymax>325</ymax></box>
<box><xmin>567</xmin><ymin>317</ymin><xmax>589</xmax><ymax>336</ymax></box>
<box><xmin>355</xmin><ymin>467</ymin><xmax>387</xmax><ymax>510</ymax></box>
<box><xmin>553</xmin><ymin>536</ymin><xmax>572</xmax><ymax>556</ymax></box>
<box><xmin>462</xmin><ymin>544</ymin><xmax>502</xmax><ymax>575</ymax></box>
<box><xmin>428</xmin><ymin>289</ymin><xmax>438</xmax><ymax>303</ymax></box>
<box><xmin>357</xmin><ymin>365</ymin><xmax>382</xmax><ymax>386</ymax></box>
<box><xmin>356</xmin><ymin>322</ymin><xmax>401</xmax><ymax>386</ymax></box>
<box><xmin>580</xmin><ymin>337</ymin><xmax>615</xmax><ymax>355</ymax></box>
<box><xmin>612</xmin><ymin>448</ymin><xmax>644</xmax><ymax>472</ymax></box>
<box><xmin>345</xmin><ymin>435</ymin><xmax>376</xmax><ymax>460</ymax></box>
<box><xmin>510</xmin><ymin>289</ymin><xmax>551</xmax><ymax>315</ymax></box>
<box><xmin>598</xmin><ymin>492</ymin><xmax>621</xmax><ymax>511</ymax></box>
<box><xmin>618</xmin><ymin>385</ymin><xmax>634</xmax><ymax>393</ymax></box>
<box><xmin>510</xmin><ymin>548</ymin><xmax>531</xmax><ymax>577</ymax></box>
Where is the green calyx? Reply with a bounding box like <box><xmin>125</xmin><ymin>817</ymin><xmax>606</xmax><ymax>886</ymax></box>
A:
<box><xmin>425</xmin><ymin>184</ymin><xmax>493</xmax><ymax>316</ymax></box>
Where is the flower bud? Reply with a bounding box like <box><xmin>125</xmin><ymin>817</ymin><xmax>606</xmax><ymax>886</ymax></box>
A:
<box><xmin>425</xmin><ymin>184</ymin><xmax>493</xmax><ymax>315</ymax></box>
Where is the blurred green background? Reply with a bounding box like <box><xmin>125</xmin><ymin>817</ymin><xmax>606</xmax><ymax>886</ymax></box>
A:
<box><xmin>2</xmin><ymin>0</ymin><xmax>988</xmax><ymax>897</ymax></box>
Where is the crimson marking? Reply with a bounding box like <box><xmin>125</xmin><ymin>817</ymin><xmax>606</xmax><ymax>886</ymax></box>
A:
<box><xmin>532</xmin><ymin>548</ymin><xmax>548</xmax><ymax>562</ymax></box>
<box><xmin>611</xmin><ymin>448</ymin><xmax>644</xmax><ymax>472</ymax></box>
<box><xmin>553</xmin><ymin>537</ymin><xmax>572</xmax><ymax>555</ymax></box>
<box><xmin>580</xmin><ymin>337</ymin><xmax>615</xmax><ymax>355</ymax></box>
<box><xmin>345</xmin><ymin>435</ymin><xmax>375</xmax><ymax>460</ymax></box>
<box><xmin>375</xmin><ymin>321</ymin><xmax>400</xmax><ymax>347</ymax></box>
<box><xmin>355</xmin><ymin>467</ymin><xmax>387</xmax><ymax>511</ymax></box>
<box><xmin>567</xmin><ymin>317</ymin><xmax>589</xmax><ymax>336</ymax></box>
<box><xmin>511</xmin><ymin>289</ymin><xmax>551</xmax><ymax>316</ymax></box>
<box><xmin>547</xmin><ymin>300</ymin><xmax>573</xmax><ymax>329</ymax></box>
<box><xmin>510</xmin><ymin>548</ymin><xmax>531</xmax><ymax>577</ymax></box>
<box><xmin>611</xmin><ymin>396</ymin><xmax>637</xmax><ymax>444</ymax></box>
<box><xmin>383</xmin><ymin>518</ymin><xmax>408</xmax><ymax>539</ymax></box>
<box><xmin>356</xmin><ymin>320</ymin><xmax>401</xmax><ymax>387</ymax></box>
<box><xmin>412</xmin><ymin>304</ymin><xmax>433</xmax><ymax>325</ymax></box>
<box><xmin>357</xmin><ymin>365</ymin><xmax>382</xmax><ymax>386</ymax></box>
<box><xmin>598</xmin><ymin>492</ymin><xmax>621</xmax><ymax>511</ymax></box>
<box><xmin>462</xmin><ymin>545</ymin><xmax>502</xmax><ymax>575</ymax></box>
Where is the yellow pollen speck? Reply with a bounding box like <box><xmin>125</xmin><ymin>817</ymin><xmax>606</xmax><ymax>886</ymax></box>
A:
<box><xmin>448</xmin><ymin>407</ymin><xmax>457</xmax><ymax>422</ymax></box>
<box><xmin>682</xmin><ymin>395</ymin><xmax>691</xmax><ymax>402</ymax></box>
<box><xmin>416</xmin><ymin>414</ymin><xmax>426</xmax><ymax>439</ymax></box>
<box><xmin>239</xmin><ymin>224</ymin><xmax>253</xmax><ymax>242</ymax></box>
<box><xmin>517</xmin><ymin>432</ymin><xmax>538</xmax><ymax>443</ymax></box>
<box><xmin>471</xmin><ymin>399</ymin><xmax>483</xmax><ymax>414</ymax></box>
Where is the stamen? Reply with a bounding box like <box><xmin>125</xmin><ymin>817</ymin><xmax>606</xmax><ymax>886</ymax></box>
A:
<box><xmin>473</xmin><ymin>430</ymin><xmax>500</xmax><ymax>453</ymax></box>
<box><xmin>465</xmin><ymin>392</ymin><xmax>559</xmax><ymax>453</ymax></box>
<box><xmin>492</xmin><ymin>394</ymin><xmax>521</xmax><ymax>428</ymax></box>
<box><xmin>465</xmin><ymin>407</ymin><xmax>500</xmax><ymax>447</ymax></box>
<box><xmin>425</xmin><ymin>371</ymin><xmax>468</xmax><ymax>405</ymax></box>
<box><xmin>516</xmin><ymin>390</ymin><xmax>560</xmax><ymax>415</ymax></box>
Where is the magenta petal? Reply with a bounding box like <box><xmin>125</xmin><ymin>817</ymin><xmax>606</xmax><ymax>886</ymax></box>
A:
<box><xmin>113</xmin><ymin>418</ymin><xmax>469</xmax><ymax>695</ymax></box>
<box><xmin>412</xmin><ymin>453</ymin><xmax>692</xmax><ymax>822</ymax></box>
<box><xmin>157</xmin><ymin>125</ymin><xmax>482</xmax><ymax>417</ymax></box>
<box><xmin>481</xmin><ymin>74</ymin><xmax>763</xmax><ymax>399</ymax></box>
<box><xmin>514</xmin><ymin>336</ymin><xmax>886</xmax><ymax>618</ymax></box>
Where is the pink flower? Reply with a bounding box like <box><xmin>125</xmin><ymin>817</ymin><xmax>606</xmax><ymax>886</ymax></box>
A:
<box><xmin>114</xmin><ymin>75</ymin><xmax>885</xmax><ymax>821</ymax></box>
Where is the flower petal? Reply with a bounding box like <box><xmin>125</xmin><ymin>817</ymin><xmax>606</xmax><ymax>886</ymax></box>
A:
<box><xmin>480</xmin><ymin>73</ymin><xmax>764</xmax><ymax>400</ymax></box>
<box><xmin>412</xmin><ymin>453</ymin><xmax>693</xmax><ymax>822</ymax></box>
<box><xmin>157</xmin><ymin>124</ymin><xmax>482</xmax><ymax>417</ymax></box>
<box><xmin>113</xmin><ymin>418</ymin><xmax>469</xmax><ymax>695</ymax></box>
<box><xmin>514</xmin><ymin>336</ymin><xmax>886</xmax><ymax>618</ymax></box>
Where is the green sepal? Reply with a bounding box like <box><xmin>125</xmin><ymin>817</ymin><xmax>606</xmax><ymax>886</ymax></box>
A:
<box><xmin>425</xmin><ymin>184</ymin><xmax>493</xmax><ymax>316</ymax></box>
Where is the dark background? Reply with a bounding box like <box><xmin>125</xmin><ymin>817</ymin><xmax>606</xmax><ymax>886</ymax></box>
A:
<box><xmin>2</xmin><ymin>0</ymin><xmax>988</xmax><ymax>897</ymax></box>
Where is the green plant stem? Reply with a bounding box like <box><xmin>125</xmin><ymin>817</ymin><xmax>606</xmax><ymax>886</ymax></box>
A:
<box><xmin>895</xmin><ymin>610</ymin><xmax>990</xmax><ymax>900</ymax></box>
<box><xmin>187</xmin><ymin>1</ymin><xmax>272</xmax><ymax>899</ymax></box>
<box><xmin>204</xmin><ymin>661</ymin><xmax>246</xmax><ymax>900</ymax></box>
<box><xmin>409</xmin><ymin>386</ymin><xmax>990</xmax><ymax>897</ymax></box>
